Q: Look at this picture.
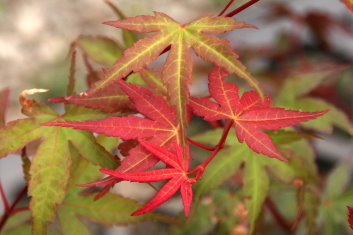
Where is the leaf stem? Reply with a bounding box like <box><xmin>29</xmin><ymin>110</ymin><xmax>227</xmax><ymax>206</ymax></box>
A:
<box><xmin>0</xmin><ymin>185</ymin><xmax>28</xmax><ymax>232</ymax></box>
<box><xmin>186</xmin><ymin>137</ymin><xmax>216</xmax><ymax>151</ymax></box>
<box><xmin>225</xmin><ymin>0</ymin><xmax>261</xmax><ymax>17</ymax></box>
<box><xmin>201</xmin><ymin>119</ymin><xmax>233</xmax><ymax>169</ymax></box>
<box><xmin>11</xmin><ymin>207</ymin><xmax>29</xmax><ymax>215</ymax></box>
<box><xmin>218</xmin><ymin>0</ymin><xmax>235</xmax><ymax>16</ymax></box>
<box><xmin>189</xmin><ymin>120</ymin><xmax>233</xmax><ymax>178</ymax></box>
<box><xmin>0</xmin><ymin>181</ymin><xmax>9</xmax><ymax>211</ymax></box>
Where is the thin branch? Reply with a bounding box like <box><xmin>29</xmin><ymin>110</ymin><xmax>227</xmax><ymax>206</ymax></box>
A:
<box><xmin>0</xmin><ymin>185</ymin><xmax>28</xmax><ymax>232</ymax></box>
<box><xmin>0</xmin><ymin>181</ymin><xmax>9</xmax><ymax>211</ymax></box>
<box><xmin>200</xmin><ymin>119</ymin><xmax>233</xmax><ymax>169</ymax></box>
<box><xmin>218</xmin><ymin>0</ymin><xmax>235</xmax><ymax>16</ymax></box>
<box><xmin>186</xmin><ymin>137</ymin><xmax>216</xmax><ymax>151</ymax></box>
<box><xmin>11</xmin><ymin>207</ymin><xmax>29</xmax><ymax>216</ymax></box>
<box><xmin>225</xmin><ymin>0</ymin><xmax>261</xmax><ymax>17</ymax></box>
<box><xmin>189</xmin><ymin>120</ymin><xmax>233</xmax><ymax>178</ymax></box>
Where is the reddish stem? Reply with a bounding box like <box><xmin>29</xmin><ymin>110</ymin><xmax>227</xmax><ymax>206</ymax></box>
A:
<box><xmin>189</xmin><ymin>120</ymin><xmax>233</xmax><ymax>179</ymax></box>
<box><xmin>218</xmin><ymin>0</ymin><xmax>235</xmax><ymax>16</ymax></box>
<box><xmin>0</xmin><ymin>185</ymin><xmax>28</xmax><ymax>232</ymax></box>
<box><xmin>225</xmin><ymin>0</ymin><xmax>261</xmax><ymax>17</ymax></box>
<box><xmin>186</xmin><ymin>137</ymin><xmax>216</xmax><ymax>151</ymax></box>
<box><xmin>0</xmin><ymin>182</ymin><xmax>9</xmax><ymax>211</ymax></box>
<box><xmin>200</xmin><ymin>120</ymin><xmax>233</xmax><ymax>169</ymax></box>
<box><xmin>11</xmin><ymin>207</ymin><xmax>29</xmax><ymax>215</ymax></box>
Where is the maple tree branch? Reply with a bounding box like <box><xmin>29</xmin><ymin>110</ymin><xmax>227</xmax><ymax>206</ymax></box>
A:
<box><xmin>218</xmin><ymin>0</ymin><xmax>235</xmax><ymax>16</ymax></box>
<box><xmin>11</xmin><ymin>207</ymin><xmax>29</xmax><ymax>215</ymax></box>
<box><xmin>0</xmin><ymin>185</ymin><xmax>28</xmax><ymax>232</ymax></box>
<box><xmin>0</xmin><ymin>181</ymin><xmax>9</xmax><ymax>211</ymax></box>
<box><xmin>186</xmin><ymin>137</ymin><xmax>216</xmax><ymax>151</ymax></box>
<box><xmin>200</xmin><ymin>119</ymin><xmax>233</xmax><ymax>170</ymax></box>
<box><xmin>225</xmin><ymin>0</ymin><xmax>261</xmax><ymax>17</ymax></box>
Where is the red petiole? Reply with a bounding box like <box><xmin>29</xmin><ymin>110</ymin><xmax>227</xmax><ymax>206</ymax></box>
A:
<box><xmin>188</xmin><ymin>120</ymin><xmax>233</xmax><ymax>179</ymax></box>
<box><xmin>225</xmin><ymin>0</ymin><xmax>262</xmax><ymax>17</ymax></box>
<box><xmin>0</xmin><ymin>181</ymin><xmax>9</xmax><ymax>211</ymax></box>
<box><xmin>0</xmin><ymin>185</ymin><xmax>28</xmax><ymax>232</ymax></box>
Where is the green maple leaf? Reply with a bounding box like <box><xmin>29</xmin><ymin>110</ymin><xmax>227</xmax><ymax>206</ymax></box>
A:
<box><xmin>192</xmin><ymin>128</ymin><xmax>319</xmax><ymax>233</ymax></box>
<box><xmin>0</xmin><ymin>92</ymin><xmax>118</xmax><ymax>234</ymax></box>
<box><xmin>276</xmin><ymin>66</ymin><xmax>353</xmax><ymax>135</ymax></box>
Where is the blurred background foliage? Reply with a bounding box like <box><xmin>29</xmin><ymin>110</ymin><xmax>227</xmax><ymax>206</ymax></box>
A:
<box><xmin>0</xmin><ymin>0</ymin><xmax>353</xmax><ymax>234</ymax></box>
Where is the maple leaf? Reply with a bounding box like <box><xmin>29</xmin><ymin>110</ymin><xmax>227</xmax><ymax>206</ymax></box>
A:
<box><xmin>0</xmin><ymin>56</ymin><xmax>118</xmax><ymax>233</ymax></box>
<box><xmin>0</xmin><ymin>94</ymin><xmax>117</xmax><ymax>234</ymax></box>
<box><xmin>101</xmin><ymin>140</ymin><xmax>196</xmax><ymax>216</ymax></box>
<box><xmin>54</xmin><ymin>12</ymin><xmax>261</xmax><ymax>138</ymax></box>
<box><xmin>43</xmin><ymin>80</ymin><xmax>180</xmax><ymax>196</ymax></box>
<box><xmin>56</xmin><ymin>144</ymin><xmax>175</xmax><ymax>235</ymax></box>
<box><xmin>190</xmin><ymin>67</ymin><xmax>327</xmax><ymax>161</ymax></box>
<box><xmin>275</xmin><ymin>64</ymin><xmax>353</xmax><ymax>135</ymax></box>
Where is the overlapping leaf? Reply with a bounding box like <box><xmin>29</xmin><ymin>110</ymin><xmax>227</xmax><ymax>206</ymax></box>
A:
<box><xmin>56</xmin><ymin>12</ymin><xmax>261</xmax><ymax>136</ymax></box>
<box><xmin>190</xmin><ymin>67</ymin><xmax>327</xmax><ymax>160</ymax></box>
<box><xmin>57</xmin><ymin>145</ymin><xmax>174</xmax><ymax>235</ymax></box>
<box><xmin>0</xmin><ymin>91</ymin><xmax>117</xmax><ymax>233</ymax></box>
<box><xmin>44</xmin><ymin>81</ymin><xmax>180</xmax><ymax>195</ymax></box>
<box><xmin>276</xmin><ymin>66</ymin><xmax>353</xmax><ymax>135</ymax></box>
<box><xmin>102</xmin><ymin>140</ymin><xmax>195</xmax><ymax>216</ymax></box>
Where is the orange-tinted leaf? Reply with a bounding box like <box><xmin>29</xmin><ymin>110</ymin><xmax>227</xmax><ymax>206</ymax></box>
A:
<box><xmin>44</xmin><ymin>82</ymin><xmax>180</xmax><ymax>197</ymax></box>
<box><xmin>341</xmin><ymin>0</ymin><xmax>353</xmax><ymax>13</ymax></box>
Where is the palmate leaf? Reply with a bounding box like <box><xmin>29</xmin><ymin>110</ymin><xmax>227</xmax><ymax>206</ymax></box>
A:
<box><xmin>190</xmin><ymin>67</ymin><xmax>327</xmax><ymax>161</ymax></box>
<box><xmin>0</xmin><ymin>95</ymin><xmax>118</xmax><ymax>234</ymax></box>
<box><xmin>57</xmin><ymin>146</ymin><xmax>174</xmax><ymax>235</ymax></box>
<box><xmin>192</xmin><ymin>128</ymin><xmax>319</xmax><ymax>233</ymax></box>
<box><xmin>55</xmin><ymin>12</ymin><xmax>261</xmax><ymax>137</ymax></box>
<box><xmin>44</xmin><ymin>81</ymin><xmax>181</xmax><ymax>197</ymax></box>
<box><xmin>102</xmin><ymin>140</ymin><xmax>195</xmax><ymax>217</ymax></box>
<box><xmin>276</xmin><ymin>66</ymin><xmax>353</xmax><ymax>135</ymax></box>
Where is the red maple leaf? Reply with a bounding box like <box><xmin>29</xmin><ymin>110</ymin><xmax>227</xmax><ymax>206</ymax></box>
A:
<box><xmin>348</xmin><ymin>206</ymin><xmax>353</xmax><ymax>229</ymax></box>
<box><xmin>101</xmin><ymin>140</ymin><xmax>196</xmax><ymax>216</ymax></box>
<box><xmin>189</xmin><ymin>67</ymin><xmax>328</xmax><ymax>161</ymax></box>
<box><xmin>43</xmin><ymin>80</ymin><xmax>181</xmax><ymax>196</ymax></box>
